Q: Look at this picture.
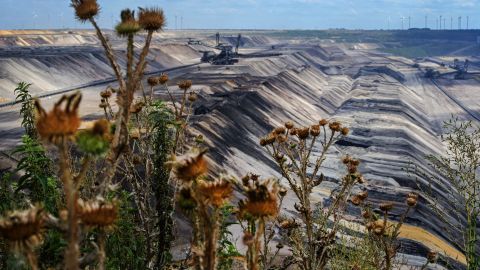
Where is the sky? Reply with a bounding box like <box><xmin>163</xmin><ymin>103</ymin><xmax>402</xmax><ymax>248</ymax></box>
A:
<box><xmin>0</xmin><ymin>0</ymin><xmax>479</xmax><ymax>30</ymax></box>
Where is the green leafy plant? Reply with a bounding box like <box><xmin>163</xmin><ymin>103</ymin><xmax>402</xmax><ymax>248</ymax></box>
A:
<box><xmin>217</xmin><ymin>204</ymin><xmax>241</xmax><ymax>270</ymax></box>
<box><xmin>14</xmin><ymin>82</ymin><xmax>36</xmax><ymax>138</ymax></box>
<box><xmin>415</xmin><ymin>118</ymin><xmax>480</xmax><ymax>270</ymax></box>
<box><xmin>149</xmin><ymin>100</ymin><xmax>175</xmax><ymax>268</ymax></box>
<box><xmin>12</xmin><ymin>136</ymin><xmax>58</xmax><ymax>213</ymax></box>
<box><xmin>106</xmin><ymin>191</ymin><xmax>147</xmax><ymax>269</ymax></box>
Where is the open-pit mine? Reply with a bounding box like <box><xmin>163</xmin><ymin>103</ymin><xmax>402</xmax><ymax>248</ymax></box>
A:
<box><xmin>1</xmin><ymin>29</ymin><xmax>480</xmax><ymax>269</ymax></box>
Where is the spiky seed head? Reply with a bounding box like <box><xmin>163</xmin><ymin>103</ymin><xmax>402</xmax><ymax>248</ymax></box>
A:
<box><xmin>273</xmin><ymin>127</ymin><xmax>286</xmax><ymax>135</ymax></box>
<box><xmin>115</xmin><ymin>21</ymin><xmax>141</xmax><ymax>36</ymax></box>
<box><xmin>71</xmin><ymin>0</ymin><xmax>99</xmax><ymax>22</ymax></box>
<box><xmin>358</xmin><ymin>191</ymin><xmax>368</xmax><ymax>200</ymax></box>
<box><xmin>159</xmin><ymin>73</ymin><xmax>169</xmax><ymax>84</ymax></box>
<box><xmin>188</xmin><ymin>92</ymin><xmax>198</xmax><ymax>102</ymax></box>
<box><xmin>297</xmin><ymin>127</ymin><xmax>310</xmax><ymax>140</ymax></box>
<box><xmin>173</xmin><ymin>150</ymin><xmax>208</xmax><ymax>182</ymax></box>
<box><xmin>276</xmin><ymin>243</ymin><xmax>284</xmax><ymax>249</ymax></box>
<box><xmin>357</xmin><ymin>174</ymin><xmax>366</xmax><ymax>184</ymax></box>
<box><xmin>310</xmin><ymin>125</ymin><xmax>321</xmax><ymax>136</ymax></box>
<box><xmin>120</xmin><ymin>8</ymin><xmax>135</xmax><ymax>23</ymax></box>
<box><xmin>285</xmin><ymin>121</ymin><xmax>294</xmax><ymax>129</ymax></box>
<box><xmin>341</xmin><ymin>127</ymin><xmax>350</xmax><ymax>136</ymax></box>
<box><xmin>197</xmin><ymin>178</ymin><xmax>233</xmax><ymax>207</ymax></box>
<box><xmin>0</xmin><ymin>206</ymin><xmax>45</xmax><ymax>251</ymax></box>
<box><xmin>100</xmin><ymin>89</ymin><xmax>112</xmax><ymax>99</ymax></box>
<box><xmin>147</xmin><ymin>76</ymin><xmax>160</xmax><ymax>87</ymax></box>
<box><xmin>427</xmin><ymin>250</ymin><xmax>438</xmax><ymax>263</ymax></box>
<box><xmin>352</xmin><ymin>159</ymin><xmax>360</xmax><ymax>166</ymax></box>
<box><xmin>259</xmin><ymin>138</ymin><xmax>267</xmax><ymax>146</ymax></box>
<box><xmin>35</xmin><ymin>92</ymin><xmax>82</xmax><ymax>143</ymax></box>
<box><xmin>319</xmin><ymin>119</ymin><xmax>328</xmax><ymax>126</ymax></box>
<box><xmin>406</xmin><ymin>192</ymin><xmax>418</xmax><ymax>207</ymax></box>
<box><xmin>379</xmin><ymin>202</ymin><xmax>394</xmax><ymax>212</ymax></box>
<box><xmin>78</xmin><ymin>199</ymin><xmax>118</xmax><ymax>228</ymax></box>
<box><xmin>263</xmin><ymin>133</ymin><xmax>276</xmax><ymax>145</ymax></box>
<box><xmin>350</xmin><ymin>195</ymin><xmax>362</xmax><ymax>206</ymax></box>
<box><xmin>276</xmin><ymin>135</ymin><xmax>287</xmax><ymax>143</ymax></box>
<box><xmin>342</xmin><ymin>155</ymin><xmax>352</xmax><ymax>164</ymax></box>
<box><xmin>290</xmin><ymin>128</ymin><xmax>298</xmax><ymax>136</ymax></box>
<box><xmin>138</xmin><ymin>7</ymin><xmax>165</xmax><ymax>31</ymax></box>
<box><xmin>239</xmin><ymin>178</ymin><xmax>280</xmax><ymax>219</ymax></box>
<box><xmin>178</xmin><ymin>80</ymin><xmax>193</xmax><ymax>90</ymax></box>
<box><xmin>329</xmin><ymin>121</ymin><xmax>342</xmax><ymax>132</ymax></box>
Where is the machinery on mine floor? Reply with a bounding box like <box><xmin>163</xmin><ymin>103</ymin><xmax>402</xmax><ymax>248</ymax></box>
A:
<box><xmin>451</xmin><ymin>58</ymin><xmax>469</xmax><ymax>79</ymax></box>
<box><xmin>193</xmin><ymin>32</ymin><xmax>281</xmax><ymax>65</ymax></box>
<box><xmin>199</xmin><ymin>32</ymin><xmax>241</xmax><ymax>65</ymax></box>
<box><xmin>201</xmin><ymin>44</ymin><xmax>239</xmax><ymax>65</ymax></box>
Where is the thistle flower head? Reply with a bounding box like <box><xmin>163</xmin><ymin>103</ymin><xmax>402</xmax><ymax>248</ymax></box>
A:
<box><xmin>319</xmin><ymin>119</ymin><xmax>329</xmax><ymax>126</ymax></box>
<box><xmin>0</xmin><ymin>207</ymin><xmax>45</xmax><ymax>251</ymax></box>
<box><xmin>285</xmin><ymin>121</ymin><xmax>294</xmax><ymax>129</ymax></box>
<box><xmin>138</xmin><ymin>7</ymin><xmax>165</xmax><ymax>31</ymax></box>
<box><xmin>329</xmin><ymin>121</ymin><xmax>342</xmax><ymax>132</ymax></box>
<box><xmin>178</xmin><ymin>80</ymin><xmax>193</xmax><ymax>90</ymax></box>
<box><xmin>297</xmin><ymin>127</ymin><xmax>310</xmax><ymax>140</ymax></box>
<box><xmin>273</xmin><ymin>127</ymin><xmax>286</xmax><ymax>135</ymax></box>
<box><xmin>310</xmin><ymin>124</ymin><xmax>321</xmax><ymax>136</ymax></box>
<box><xmin>147</xmin><ymin>76</ymin><xmax>160</xmax><ymax>87</ymax></box>
<box><xmin>197</xmin><ymin>177</ymin><xmax>233</xmax><ymax>207</ymax></box>
<box><xmin>120</xmin><ymin>8</ymin><xmax>135</xmax><ymax>23</ymax></box>
<box><xmin>239</xmin><ymin>178</ymin><xmax>280</xmax><ymax>219</ymax></box>
<box><xmin>115</xmin><ymin>20</ymin><xmax>141</xmax><ymax>36</ymax></box>
<box><xmin>379</xmin><ymin>202</ymin><xmax>394</xmax><ymax>212</ymax></box>
<box><xmin>171</xmin><ymin>150</ymin><xmax>208</xmax><ymax>182</ymax></box>
<box><xmin>159</xmin><ymin>73</ymin><xmax>169</xmax><ymax>84</ymax></box>
<box><xmin>100</xmin><ymin>89</ymin><xmax>112</xmax><ymax>99</ymax></box>
<box><xmin>35</xmin><ymin>92</ymin><xmax>82</xmax><ymax>144</ymax></box>
<box><xmin>427</xmin><ymin>250</ymin><xmax>438</xmax><ymax>263</ymax></box>
<box><xmin>406</xmin><ymin>192</ymin><xmax>418</xmax><ymax>207</ymax></box>
<box><xmin>78</xmin><ymin>198</ymin><xmax>118</xmax><ymax>229</ymax></box>
<box><xmin>188</xmin><ymin>91</ymin><xmax>198</xmax><ymax>102</ymax></box>
<box><xmin>71</xmin><ymin>0</ymin><xmax>99</xmax><ymax>22</ymax></box>
<box><xmin>130</xmin><ymin>100</ymin><xmax>145</xmax><ymax>114</ymax></box>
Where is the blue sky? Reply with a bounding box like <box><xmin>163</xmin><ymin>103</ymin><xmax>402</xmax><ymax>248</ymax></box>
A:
<box><xmin>0</xmin><ymin>0</ymin><xmax>479</xmax><ymax>30</ymax></box>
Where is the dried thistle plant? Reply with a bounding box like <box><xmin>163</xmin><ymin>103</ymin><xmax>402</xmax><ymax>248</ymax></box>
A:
<box><xmin>0</xmin><ymin>206</ymin><xmax>45</xmax><ymax>270</ymax></box>
<box><xmin>236</xmin><ymin>174</ymin><xmax>284</xmax><ymax>270</ymax></box>
<box><xmin>172</xmin><ymin>150</ymin><xmax>233</xmax><ymax>270</ymax></box>
<box><xmin>260</xmin><ymin>119</ymin><xmax>364</xmax><ymax>270</ymax></box>
<box><xmin>30</xmin><ymin>93</ymin><xmax>119</xmax><ymax>270</ymax></box>
<box><xmin>70</xmin><ymin>0</ymin><xmax>166</xmax><ymax>193</ymax></box>
<box><xmin>345</xmin><ymin>192</ymin><xmax>417</xmax><ymax>270</ymax></box>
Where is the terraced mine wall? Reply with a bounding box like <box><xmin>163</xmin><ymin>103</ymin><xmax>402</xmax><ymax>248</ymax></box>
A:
<box><xmin>1</xmin><ymin>30</ymin><xmax>480</xmax><ymax>268</ymax></box>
